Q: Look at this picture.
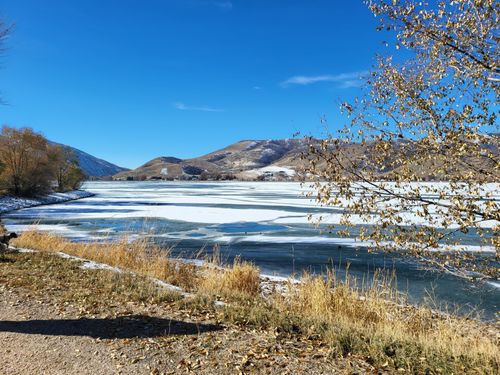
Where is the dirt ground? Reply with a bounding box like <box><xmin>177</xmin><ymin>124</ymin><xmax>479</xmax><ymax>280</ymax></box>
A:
<box><xmin>0</xmin><ymin>251</ymin><xmax>377</xmax><ymax>375</ymax></box>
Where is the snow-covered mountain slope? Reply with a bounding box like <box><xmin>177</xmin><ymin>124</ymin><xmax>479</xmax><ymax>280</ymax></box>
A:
<box><xmin>114</xmin><ymin>139</ymin><xmax>309</xmax><ymax>181</ymax></box>
<box><xmin>50</xmin><ymin>142</ymin><xmax>129</xmax><ymax>177</ymax></box>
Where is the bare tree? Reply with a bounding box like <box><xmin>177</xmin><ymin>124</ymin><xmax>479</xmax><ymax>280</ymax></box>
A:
<box><xmin>49</xmin><ymin>144</ymin><xmax>85</xmax><ymax>192</ymax></box>
<box><xmin>305</xmin><ymin>0</ymin><xmax>499</xmax><ymax>279</ymax></box>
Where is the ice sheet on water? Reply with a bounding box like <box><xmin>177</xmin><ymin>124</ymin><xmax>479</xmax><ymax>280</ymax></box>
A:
<box><xmin>0</xmin><ymin>191</ymin><xmax>93</xmax><ymax>214</ymax></box>
<box><xmin>211</xmin><ymin>234</ymin><xmax>496</xmax><ymax>253</ymax></box>
<box><xmin>74</xmin><ymin>182</ymin><xmax>498</xmax><ymax>228</ymax></box>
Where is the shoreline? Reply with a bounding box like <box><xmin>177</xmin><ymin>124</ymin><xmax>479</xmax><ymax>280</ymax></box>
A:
<box><xmin>11</xmin><ymin>243</ymin><xmax>491</xmax><ymax>323</ymax></box>
<box><xmin>6</xmin><ymin>231</ymin><xmax>499</xmax><ymax>373</ymax></box>
<box><xmin>0</xmin><ymin>190</ymin><xmax>95</xmax><ymax>215</ymax></box>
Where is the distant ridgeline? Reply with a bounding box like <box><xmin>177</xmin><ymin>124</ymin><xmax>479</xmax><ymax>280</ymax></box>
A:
<box><xmin>113</xmin><ymin>139</ymin><xmax>309</xmax><ymax>182</ymax></box>
<box><xmin>113</xmin><ymin>135</ymin><xmax>500</xmax><ymax>182</ymax></box>
<box><xmin>48</xmin><ymin>141</ymin><xmax>129</xmax><ymax>179</ymax></box>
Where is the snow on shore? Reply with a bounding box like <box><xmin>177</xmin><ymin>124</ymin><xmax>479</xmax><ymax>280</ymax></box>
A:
<box><xmin>0</xmin><ymin>190</ymin><xmax>94</xmax><ymax>215</ymax></box>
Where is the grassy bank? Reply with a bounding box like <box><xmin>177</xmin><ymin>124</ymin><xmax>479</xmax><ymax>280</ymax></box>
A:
<box><xmin>11</xmin><ymin>231</ymin><xmax>500</xmax><ymax>374</ymax></box>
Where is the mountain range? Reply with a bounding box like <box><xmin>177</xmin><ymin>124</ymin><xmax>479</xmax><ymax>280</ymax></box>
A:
<box><xmin>114</xmin><ymin>139</ymin><xmax>308</xmax><ymax>181</ymax></box>
<box><xmin>50</xmin><ymin>142</ymin><xmax>129</xmax><ymax>178</ymax></box>
<box><xmin>43</xmin><ymin>135</ymin><xmax>499</xmax><ymax>181</ymax></box>
<box><xmin>4</xmin><ymin>134</ymin><xmax>497</xmax><ymax>182</ymax></box>
<box><xmin>113</xmin><ymin>135</ymin><xmax>500</xmax><ymax>182</ymax></box>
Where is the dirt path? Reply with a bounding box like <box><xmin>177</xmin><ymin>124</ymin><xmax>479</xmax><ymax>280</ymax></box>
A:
<box><xmin>0</xmin><ymin>285</ymin><xmax>127</xmax><ymax>375</ymax></box>
<box><xmin>0</xmin><ymin>251</ymin><xmax>375</xmax><ymax>374</ymax></box>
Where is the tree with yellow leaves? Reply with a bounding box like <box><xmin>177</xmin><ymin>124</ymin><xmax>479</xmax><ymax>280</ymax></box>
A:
<box><xmin>306</xmin><ymin>0</ymin><xmax>499</xmax><ymax>279</ymax></box>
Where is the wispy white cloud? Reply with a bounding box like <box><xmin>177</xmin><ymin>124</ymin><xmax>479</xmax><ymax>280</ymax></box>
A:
<box><xmin>173</xmin><ymin>101</ymin><xmax>224</xmax><ymax>112</ymax></box>
<box><xmin>184</xmin><ymin>1</ymin><xmax>233</xmax><ymax>10</ymax></box>
<box><xmin>212</xmin><ymin>1</ymin><xmax>233</xmax><ymax>10</ymax></box>
<box><xmin>281</xmin><ymin>71</ymin><xmax>368</xmax><ymax>88</ymax></box>
<box><xmin>338</xmin><ymin>79</ymin><xmax>365</xmax><ymax>89</ymax></box>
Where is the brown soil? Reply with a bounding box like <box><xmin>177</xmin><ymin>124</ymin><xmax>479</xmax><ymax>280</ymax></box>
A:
<box><xmin>0</xmin><ymin>251</ymin><xmax>377</xmax><ymax>374</ymax></box>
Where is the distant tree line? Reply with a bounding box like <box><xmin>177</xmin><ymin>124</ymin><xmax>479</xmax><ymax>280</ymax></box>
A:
<box><xmin>0</xmin><ymin>126</ymin><xmax>86</xmax><ymax>197</ymax></box>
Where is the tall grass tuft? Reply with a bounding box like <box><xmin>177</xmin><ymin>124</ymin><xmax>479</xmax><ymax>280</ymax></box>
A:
<box><xmin>198</xmin><ymin>256</ymin><xmax>261</xmax><ymax>299</ymax></box>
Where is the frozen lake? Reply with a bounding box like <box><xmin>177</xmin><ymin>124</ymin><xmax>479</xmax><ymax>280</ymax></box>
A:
<box><xmin>3</xmin><ymin>181</ymin><xmax>499</xmax><ymax>319</ymax></box>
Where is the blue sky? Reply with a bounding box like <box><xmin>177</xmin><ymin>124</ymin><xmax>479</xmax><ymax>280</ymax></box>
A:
<box><xmin>0</xmin><ymin>0</ymin><xmax>389</xmax><ymax>168</ymax></box>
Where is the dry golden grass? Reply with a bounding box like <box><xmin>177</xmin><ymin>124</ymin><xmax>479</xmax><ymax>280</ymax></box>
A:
<box><xmin>11</xmin><ymin>230</ymin><xmax>500</xmax><ymax>373</ymax></box>
<box><xmin>1</xmin><ymin>251</ymin><xmax>182</xmax><ymax>309</ymax></box>
<box><xmin>12</xmin><ymin>230</ymin><xmax>259</xmax><ymax>299</ymax></box>
<box><xmin>267</xmin><ymin>270</ymin><xmax>500</xmax><ymax>373</ymax></box>
<box><xmin>12</xmin><ymin>230</ymin><xmax>199</xmax><ymax>290</ymax></box>
<box><xmin>198</xmin><ymin>257</ymin><xmax>261</xmax><ymax>299</ymax></box>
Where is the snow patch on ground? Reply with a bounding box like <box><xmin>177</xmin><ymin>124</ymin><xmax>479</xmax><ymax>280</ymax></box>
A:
<box><xmin>15</xmin><ymin>248</ymin><xmax>35</xmax><ymax>253</ymax></box>
<box><xmin>259</xmin><ymin>166</ymin><xmax>296</xmax><ymax>176</ymax></box>
<box><xmin>149</xmin><ymin>279</ymin><xmax>194</xmax><ymax>298</ymax></box>
<box><xmin>0</xmin><ymin>190</ymin><xmax>94</xmax><ymax>214</ymax></box>
<box><xmin>59</xmin><ymin>253</ymin><xmax>195</xmax><ymax>298</ymax></box>
<box><xmin>243</xmin><ymin>166</ymin><xmax>297</xmax><ymax>178</ymax></box>
<box><xmin>58</xmin><ymin>253</ymin><xmax>196</xmax><ymax>297</ymax></box>
<box><xmin>79</xmin><ymin>261</ymin><xmax>122</xmax><ymax>272</ymax></box>
<box><xmin>55</xmin><ymin>252</ymin><xmax>122</xmax><ymax>273</ymax></box>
